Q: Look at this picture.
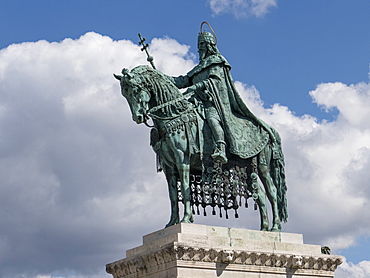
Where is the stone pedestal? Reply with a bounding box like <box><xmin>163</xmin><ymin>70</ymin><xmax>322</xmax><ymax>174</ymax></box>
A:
<box><xmin>106</xmin><ymin>223</ymin><xmax>343</xmax><ymax>278</ymax></box>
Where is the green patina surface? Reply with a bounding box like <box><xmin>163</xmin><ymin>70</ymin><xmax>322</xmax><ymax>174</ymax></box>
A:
<box><xmin>114</xmin><ymin>22</ymin><xmax>287</xmax><ymax>232</ymax></box>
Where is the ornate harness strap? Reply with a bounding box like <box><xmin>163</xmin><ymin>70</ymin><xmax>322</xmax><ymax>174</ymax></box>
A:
<box><xmin>147</xmin><ymin>91</ymin><xmax>193</xmax><ymax>117</ymax></box>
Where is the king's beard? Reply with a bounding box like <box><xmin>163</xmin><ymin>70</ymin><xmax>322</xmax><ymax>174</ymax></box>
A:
<box><xmin>198</xmin><ymin>49</ymin><xmax>207</xmax><ymax>61</ymax></box>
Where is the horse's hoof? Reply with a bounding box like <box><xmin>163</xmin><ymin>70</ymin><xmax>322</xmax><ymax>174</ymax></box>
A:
<box><xmin>270</xmin><ymin>223</ymin><xmax>282</xmax><ymax>232</ymax></box>
<box><xmin>180</xmin><ymin>220</ymin><xmax>192</xmax><ymax>224</ymax></box>
<box><xmin>270</xmin><ymin>227</ymin><xmax>281</xmax><ymax>232</ymax></box>
<box><xmin>190</xmin><ymin>215</ymin><xmax>194</xmax><ymax>223</ymax></box>
<box><xmin>165</xmin><ymin>219</ymin><xmax>179</xmax><ymax>228</ymax></box>
<box><xmin>180</xmin><ymin>218</ymin><xmax>193</xmax><ymax>224</ymax></box>
<box><xmin>260</xmin><ymin>223</ymin><xmax>269</xmax><ymax>231</ymax></box>
<box><xmin>165</xmin><ymin>222</ymin><xmax>178</xmax><ymax>228</ymax></box>
<box><xmin>165</xmin><ymin>223</ymin><xmax>173</xmax><ymax>228</ymax></box>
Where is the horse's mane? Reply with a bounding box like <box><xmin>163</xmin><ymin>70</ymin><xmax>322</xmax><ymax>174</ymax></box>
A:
<box><xmin>131</xmin><ymin>65</ymin><xmax>191</xmax><ymax>116</ymax></box>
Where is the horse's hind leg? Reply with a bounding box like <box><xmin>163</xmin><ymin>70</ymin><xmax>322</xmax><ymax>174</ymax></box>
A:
<box><xmin>163</xmin><ymin>165</ymin><xmax>180</xmax><ymax>228</ymax></box>
<box><xmin>250</xmin><ymin>176</ymin><xmax>269</xmax><ymax>231</ymax></box>
<box><xmin>258</xmin><ymin>147</ymin><xmax>282</xmax><ymax>231</ymax></box>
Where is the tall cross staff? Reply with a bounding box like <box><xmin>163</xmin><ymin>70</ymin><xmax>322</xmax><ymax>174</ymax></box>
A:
<box><xmin>138</xmin><ymin>33</ymin><xmax>156</xmax><ymax>69</ymax></box>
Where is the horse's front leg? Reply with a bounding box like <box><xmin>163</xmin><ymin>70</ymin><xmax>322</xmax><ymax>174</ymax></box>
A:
<box><xmin>163</xmin><ymin>165</ymin><xmax>180</xmax><ymax>228</ymax></box>
<box><xmin>178</xmin><ymin>163</ymin><xmax>193</xmax><ymax>223</ymax></box>
<box><xmin>168</xmin><ymin>134</ymin><xmax>193</xmax><ymax>224</ymax></box>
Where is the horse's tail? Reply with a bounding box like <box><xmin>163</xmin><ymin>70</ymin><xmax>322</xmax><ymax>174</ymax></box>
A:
<box><xmin>270</xmin><ymin>128</ymin><xmax>288</xmax><ymax>223</ymax></box>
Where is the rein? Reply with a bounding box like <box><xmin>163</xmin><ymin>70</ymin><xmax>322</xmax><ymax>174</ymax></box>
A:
<box><xmin>148</xmin><ymin>91</ymin><xmax>193</xmax><ymax>114</ymax></box>
<box><xmin>133</xmin><ymin>67</ymin><xmax>193</xmax><ymax>127</ymax></box>
<box><xmin>143</xmin><ymin>118</ymin><xmax>154</xmax><ymax>128</ymax></box>
<box><xmin>144</xmin><ymin>91</ymin><xmax>194</xmax><ymax>123</ymax></box>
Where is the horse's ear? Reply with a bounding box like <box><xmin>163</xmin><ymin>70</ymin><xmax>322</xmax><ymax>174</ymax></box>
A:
<box><xmin>113</xmin><ymin>74</ymin><xmax>122</xmax><ymax>81</ymax></box>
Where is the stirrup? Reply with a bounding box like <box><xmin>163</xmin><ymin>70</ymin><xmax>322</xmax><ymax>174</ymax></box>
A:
<box><xmin>211</xmin><ymin>149</ymin><xmax>228</xmax><ymax>164</ymax></box>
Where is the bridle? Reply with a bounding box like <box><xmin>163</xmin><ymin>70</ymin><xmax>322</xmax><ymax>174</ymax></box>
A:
<box><xmin>141</xmin><ymin>91</ymin><xmax>194</xmax><ymax>127</ymax></box>
<box><xmin>124</xmin><ymin>67</ymin><xmax>194</xmax><ymax>128</ymax></box>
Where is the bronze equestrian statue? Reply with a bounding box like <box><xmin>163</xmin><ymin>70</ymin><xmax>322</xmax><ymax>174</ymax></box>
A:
<box><xmin>114</xmin><ymin>22</ymin><xmax>287</xmax><ymax>231</ymax></box>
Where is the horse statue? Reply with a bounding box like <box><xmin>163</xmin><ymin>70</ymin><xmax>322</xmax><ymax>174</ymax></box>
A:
<box><xmin>114</xmin><ymin>65</ymin><xmax>287</xmax><ymax>231</ymax></box>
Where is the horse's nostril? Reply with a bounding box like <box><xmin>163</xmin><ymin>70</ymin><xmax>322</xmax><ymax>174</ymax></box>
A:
<box><xmin>136</xmin><ymin>115</ymin><xmax>143</xmax><ymax>124</ymax></box>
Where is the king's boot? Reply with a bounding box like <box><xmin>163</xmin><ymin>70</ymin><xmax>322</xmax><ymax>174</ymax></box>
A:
<box><xmin>211</xmin><ymin>141</ymin><xmax>228</xmax><ymax>164</ymax></box>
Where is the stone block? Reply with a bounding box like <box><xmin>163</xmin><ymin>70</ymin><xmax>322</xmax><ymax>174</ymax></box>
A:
<box><xmin>107</xmin><ymin>223</ymin><xmax>343</xmax><ymax>278</ymax></box>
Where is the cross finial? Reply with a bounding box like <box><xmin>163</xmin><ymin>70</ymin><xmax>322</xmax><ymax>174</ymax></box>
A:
<box><xmin>138</xmin><ymin>33</ymin><xmax>156</xmax><ymax>69</ymax></box>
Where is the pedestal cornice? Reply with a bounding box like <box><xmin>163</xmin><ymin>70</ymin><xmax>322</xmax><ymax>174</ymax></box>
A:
<box><xmin>107</xmin><ymin>242</ymin><xmax>343</xmax><ymax>278</ymax></box>
<box><xmin>106</xmin><ymin>224</ymin><xmax>343</xmax><ymax>278</ymax></box>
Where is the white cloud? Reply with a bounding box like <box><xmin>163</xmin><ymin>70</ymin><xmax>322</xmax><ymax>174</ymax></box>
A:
<box><xmin>208</xmin><ymin>0</ymin><xmax>277</xmax><ymax>18</ymax></box>
<box><xmin>150</xmin><ymin>36</ymin><xmax>196</xmax><ymax>76</ymax></box>
<box><xmin>237</xmin><ymin>80</ymin><xmax>370</xmax><ymax>249</ymax></box>
<box><xmin>336</xmin><ymin>259</ymin><xmax>370</xmax><ymax>278</ymax></box>
<box><xmin>0</xmin><ymin>32</ymin><xmax>369</xmax><ymax>277</ymax></box>
<box><xmin>310</xmin><ymin>82</ymin><xmax>370</xmax><ymax>129</ymax></box>
<box><xmin>0</xmin><ymin>32</ymin><xmax>195</xmax><ymax>278</ymax></box>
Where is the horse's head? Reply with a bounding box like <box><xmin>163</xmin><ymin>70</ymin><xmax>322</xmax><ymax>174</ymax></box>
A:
<box><xmin>114</xmin><ymin>67</ymin><xmax>151</xmax><ymax>124</ymax></box>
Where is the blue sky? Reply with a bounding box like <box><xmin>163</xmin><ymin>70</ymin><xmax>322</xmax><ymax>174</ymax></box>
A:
<box><xmin>0</xmin><ymin>1</ymin><xmax>370</xmax><ymax>277</ymax></box>
<box><xmin>1</xmin><ymin>0</ymin><xmax>369</xmax><ymax>118</ymax></box>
